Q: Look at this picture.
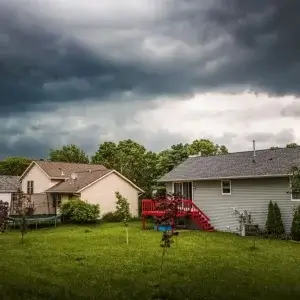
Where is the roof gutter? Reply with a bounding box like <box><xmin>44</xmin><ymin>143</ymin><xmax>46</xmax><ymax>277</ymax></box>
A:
<box><xmin>158</xmin><ymin>173</ymin><xmax>291</xmax><ymax>182</ymax></box>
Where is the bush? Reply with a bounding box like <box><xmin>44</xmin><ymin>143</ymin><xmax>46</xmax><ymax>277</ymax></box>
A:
<box><xmin>265</xmin><ymin>201</ymin><xmax>285</xmax><ymax>236</ymax></box>
<box><xmin>60</xmin><ymin>199</ymin><xmax>100</xmax><ymax>224</ymax></box>
<box><xmin>266</xmin><ymin>201</ymin><xmax>275</xmax><ymax>234</ymax></box>
<box><xmin>274</xmin><ymin>202</ymin><xmax>285</xmax><ymax>234</ymax></box>
<box><xmin>291</xmin><ymin>205</ymin><xmax>300</xmax><ymax>241</ymax></box>
<box><xmin>101</xmin><ymin>212</ymin><xmax>123</xmax><ymax>222</ymax></box>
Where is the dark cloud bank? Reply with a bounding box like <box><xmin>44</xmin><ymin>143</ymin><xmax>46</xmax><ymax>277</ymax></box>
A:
<box><xmin>0</xmin><ymin>0</ymin><xmax>300</xmax><ymax>158</ymax></box>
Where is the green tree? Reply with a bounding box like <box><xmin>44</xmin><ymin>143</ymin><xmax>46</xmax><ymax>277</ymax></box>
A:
<box><xmin>91</xmin><ymin>141</ymin><xmax>119</xmax><ymax>169</ymax></box>
<box><xmin>48</xmin><ymin>144</ymin><xmax>89</xmax><ymax>163</ymax></box>
<box><xmin>115</xmin><ymin>192</ymin><xmax>131</xmax><ymax>244</ymax></box>
<box><xmin>189</xmin><ymin>139</ymin><xmax>228</xmax><ymax>156</ymax></box>
<box><xmin>291</xmin><ymin>205</ymin><xmax>300</xmax><ymax>241</ymax></box>
<box><xmin>273</xmin><ymin>202</ymin><xmax>285</xmax><ymax>235</ymax></box>
<box><xmin>265</xmin><ymin>200</ymin><xmax>275</xmax><ymax>234</ymax></box>
<box><xmin>157</xmin><ymin>143</ymin><xmax>190</xmax><ymax>176</ymax></box>
<box><xmin>92</xmin><ymin>140</ymin><xmax>158</xmax><ymax>198</ymax></box>
<box><xmin>286</xmin><ymin>143</ymin><xmax>298</xmax><ymax>148</ymax></box>
<box><xmin>0</xmin><ymin>157</ymin><xmax>32</xmax><ymax>176</ymax></box>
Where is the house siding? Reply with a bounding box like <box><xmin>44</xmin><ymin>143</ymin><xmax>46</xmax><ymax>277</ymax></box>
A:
<box><xmin>21</xmin><ymin>164</ymin><xmax>62</xmax><ymax>215</ymax></box>
<box><xmin>21</xmin><ymin>164</ymin><xmax>51</xmax><ymax>194</ymax></box>
<box><xmin>80</xmin><ymin>172</ymin><xmax>139</xmax><ymax>217</ymax></box>
<box><xmin>166</xmin><ymin>178</ymin><xmax>297</xmax><ymax>233</ymax></box>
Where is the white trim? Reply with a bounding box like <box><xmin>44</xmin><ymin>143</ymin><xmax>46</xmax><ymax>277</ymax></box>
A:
<box><xmin>289</xmin><ymin>177</ymin><xmax>300</xmax><ymax>201</ymax></box>
<box><xmin>221</xmin><ymin>180</ymin><xmax>231</xmax><ymax>195</ymax></box>
<box><xmin>76</xmin><ymin>170</ymin><xmax>144</xmax><ymax>193</ymax></box>
<box><xmin>159</xmin><ymin>173</ymin><xmax>290</xmax><ymax>182</ymax></box>
<box><xmin>171</xmin><ymin>181</ymin><xmax>193</xmax><ymax>199</ymax></box>
<box><xmin>19</xmin><ymin>161</ymin><xmax>52</xmax><ymax>181</ymax></box>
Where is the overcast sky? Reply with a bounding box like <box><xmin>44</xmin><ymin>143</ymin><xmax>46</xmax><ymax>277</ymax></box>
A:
<box><xmin>1</xmin><ymin>0</ymin><xmax>300</xmax><ymax>159</ymax></box>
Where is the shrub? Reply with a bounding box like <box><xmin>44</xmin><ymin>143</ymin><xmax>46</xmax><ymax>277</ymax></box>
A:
<box><xmin>60</xmin><ymin>199</ymin><xmax>100</xmax><ymax>224</ymax></box>
<box><xmin>101</xmin><ymin>212</ymin><xmax>123</xmax><ymax>222</ymax></box>
<box><xmin>291</xmin><ymin>205</ymin><xmax>300</xmax><ymax>241</ymax></box>
<box><xmin>265</xmin><ymin>201</ymin><xmax>285</xmax><ymax>237</ymax></box>
<box><xmin>266</xmin><ymin>201</ymin><xmax>275</xmax><ymax>234</ymax></box>
<box><xmin>273</xmin><ymin>202</ymin><xmax>285</xmax><ymax>234</ymax></box>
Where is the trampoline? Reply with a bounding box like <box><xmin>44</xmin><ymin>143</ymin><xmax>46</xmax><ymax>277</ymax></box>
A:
<box><xmin>7</xmin><ymin>214</ymin><xmax>62</xmax><ymax>229</ymax></box>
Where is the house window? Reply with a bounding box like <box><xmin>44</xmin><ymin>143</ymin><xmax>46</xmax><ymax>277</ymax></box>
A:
<box><xmin>290</xmin><ymin>179</ymin><xmax>300</xmax><ymax>201</ymax></box>
<box><xmin>27</xmin><ymin>181</ymin><xmax>34</xmax><ymax>194</ymax></box>
<box><xmin>221</xmin><ymin>180</ymin><xmax>231</xmax><ymax>195</ymax></box>
<box><xmin>173</xmin><ymin>182</ymin><xmax>193</xmax><ymax>199</ymax></box>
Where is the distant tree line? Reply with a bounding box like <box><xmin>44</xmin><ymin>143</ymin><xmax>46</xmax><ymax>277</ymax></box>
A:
<box><xmin>0</xmin><ymin>140</ymin><xmax>298</xmax><ymax>197</ymax></box>
<box><xmin>0</xmin><ymin>139</ymin><xmax>228</xmax><ymax>197</ymax></box>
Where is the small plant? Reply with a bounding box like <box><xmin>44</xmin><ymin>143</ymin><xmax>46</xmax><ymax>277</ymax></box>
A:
<box><xmin>233</xmin><ymin>208</ymin><xmax>257</xmax><ymax>249</ymax></box>
<box><xmin>13</xmin><ymin>188</ymin><xmax>35</xmax><ymax>244</ymax></box>
<box><xmin>115</xmin><ymin>192</ymin><xmax>131</xmax><ymax>244</ymax></box>
<box><xmin>0</xmin><ymin>200</ymin><xmax>9</xmax><ymax>233</ymax></box>
<box><xmin>291</xmin><ymin>205</ymin><xmax>300</xmax><ymax>241</ymax></box>
<box><xmin>60</xmin><ymin>199</ymin><xmax>100</xmax><ymax>223</ymax></box>
<box><xmin>153</xmin><ymin>194</ymin><xmax>181</xmax><ymax>283</ymax></box>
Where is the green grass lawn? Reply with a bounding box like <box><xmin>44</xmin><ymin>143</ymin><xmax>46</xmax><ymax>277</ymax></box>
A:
<box><xmin>1</xmin><ymin>222</ymin><xmax>300</xmax><ymax>300</ymax></box>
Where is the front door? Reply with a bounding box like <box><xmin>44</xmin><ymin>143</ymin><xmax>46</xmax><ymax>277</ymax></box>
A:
<box><xmin>173</xmin><ymin>182</ymin><xmax>193</xmax><ymax>200</ymax></box>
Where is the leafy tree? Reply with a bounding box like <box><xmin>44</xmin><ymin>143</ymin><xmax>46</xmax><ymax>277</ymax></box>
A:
<box><xmin>157</xmin><ymin>143</ymin><xmax>190</xmax><ymax>176</ymax></box>
<box><xmin>91</xmin><ymin>141</ymin><xmax>119</xmax><ymax>169</ymax></box>
<box><xmin>92</xmin><ymin>140</ymin><xmax>158</xmax><ymax>197</ymax></box>
<box><xmin>291</xmin><ymin>205</ymin><xmax>300</xmax><ymax>241</ymax></box>
<box><xmin>286</xmin><ymin>143</ymin><xmax>299</xmax><ymax>148</ymax></box>
<box><xmin>0</xmin><ymin>156</ymin><xmax>32</xmax><ymax>176</ymax></box>
<box><xmin>273</xmin><ymin>202</ymin><xmax>285</xmax><ymax>234</ymax></box>
<box><xmin>60</xmin><ymin>199</ymin><xmax>100</xmax><ymax>223</ymax></box>
<box><xmin>48</xmin><ymin>144</ymin><xmax>89</xmax><ymax>163</ymax></box>
<box><xmin>13</xmin><ymin>188</ymin><xmax>35</xmax><ymax>244</ymax></box>
<box><xmin>189</xmin><ymin>139</ymin><xmax>228</xmax><ymax>156</ymax></box>
<box><xmin>115</xmin><ymin>192</ymin><xmax>131</xmax><ymax>244</ymax></box>
<box><xmin>265</xmin><ymin>201</ymin><xmax>275</xmax><ymax>235</ymax></box>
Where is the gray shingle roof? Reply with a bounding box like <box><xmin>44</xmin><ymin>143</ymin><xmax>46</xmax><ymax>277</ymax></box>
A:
<box><xmin>0</xmin><ymin>176</ymin><xmax>21</xmax><ymax>191</ymax></box>
<box><xmin>158</xmin><ymin>147</ymin><xmax>300</xmax><ymax>182</ymax></box>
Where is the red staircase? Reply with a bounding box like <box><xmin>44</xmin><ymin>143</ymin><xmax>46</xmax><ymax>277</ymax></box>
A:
<box><xmin>141</xmin><ymin>199</ymin><xmax>214</xmax><ymax>232</ymax></box>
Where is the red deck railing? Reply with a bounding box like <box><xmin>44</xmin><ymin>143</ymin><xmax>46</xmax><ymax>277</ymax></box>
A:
<box><xmin>141</xmin><ymin>198</ymin><xmax>210</xmax><ymax>221</ymax></box>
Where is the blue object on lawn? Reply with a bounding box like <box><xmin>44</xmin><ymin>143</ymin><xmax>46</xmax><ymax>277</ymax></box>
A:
<box><xmin>154</xmin><ymin>225</ymin><xmax>172</xmax><ymax>231</ymax></box>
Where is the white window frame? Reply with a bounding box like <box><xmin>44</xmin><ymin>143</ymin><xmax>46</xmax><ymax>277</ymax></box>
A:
<box><xmin>221</xmin><ymin>180</ymin><xmax>231</xmax><ymax>195</ymax></box>
<box><xmin>172</xmin><ymin>181</ymin><xmax>194</xmax><ymax>200</ymax></box>
<box><xmin>289</xmin><ymin>178</ymin><xmax>300</xmax><ymax>201</ymax></box>
<box><xmin>27</xmin><ymin>180</ymin><xmax>34</xmax><ymax>194</ymax></box>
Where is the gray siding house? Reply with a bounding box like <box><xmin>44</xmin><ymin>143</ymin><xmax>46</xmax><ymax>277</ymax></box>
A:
<box><xmin>158</xmin><ymin>147</ymin><xmax>300</xmax><ymax>233</ymax></box>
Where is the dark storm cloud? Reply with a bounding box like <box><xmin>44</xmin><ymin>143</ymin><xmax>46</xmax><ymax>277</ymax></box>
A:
<box><xmin>205</xmin><ymin>1</ymin><xmax>300</xmax><ymax>96</ymax></box>
<box><xmin>1</xmin><ymin>0</ymin><xmax>300</xmax><ymax>159</ymax></box>
<box><xmin>1</xmin><ymin>0</ymin><xmax>300</xmax><ymax>118</ymax></box>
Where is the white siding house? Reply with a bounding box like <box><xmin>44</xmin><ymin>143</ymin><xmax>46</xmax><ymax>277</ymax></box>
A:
<box><xmin>160</xmin><ymin>146</ymin><xmax>300</xmax><ymax>233</ymax></box>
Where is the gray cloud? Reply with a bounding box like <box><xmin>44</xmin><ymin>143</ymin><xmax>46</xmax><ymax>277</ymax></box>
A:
<box><xmin>281</xmin><ymin>101</ymin><xmax>300</xmax><ymax>117</ymax></box>
<box><xmin>245</xmin><ymin>129</ymin><xmax>296</xmax><ymax>146</ymax></box>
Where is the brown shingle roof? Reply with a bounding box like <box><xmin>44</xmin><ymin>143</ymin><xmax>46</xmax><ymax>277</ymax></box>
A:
<box><xmin>34</xmin><ymin>161</ymin><xmax>107</xmax><ymax>179</ymax></box>
<box><xmin>0</xmin><ymin>176</ymin><xmax>21</xmax><ymax>191</ymax></box>
<box><xmin>45</xmin><ymin>169</ymin><xmax>112</xmax><ymax>193</ymax></box>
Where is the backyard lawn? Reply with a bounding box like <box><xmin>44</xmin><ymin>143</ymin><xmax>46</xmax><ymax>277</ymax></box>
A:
<box><xmin>1</xmin><ymin>222</ymin><xmax>300</xmax><ymax>300</ymax></box>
